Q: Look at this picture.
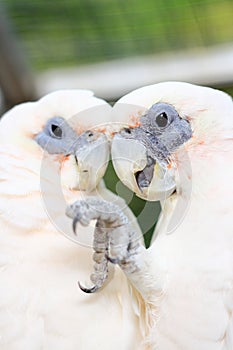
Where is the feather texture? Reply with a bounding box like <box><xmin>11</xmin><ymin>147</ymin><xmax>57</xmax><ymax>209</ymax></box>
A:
<box><xmin>111</xmin><ymin>82</ymin><xmax>233</xmax><ymax>350</ymax></box>
<box><xmin>0</xmin><ymin>91</ymin><xmax>143</xmax><ymax>350</ymax></box>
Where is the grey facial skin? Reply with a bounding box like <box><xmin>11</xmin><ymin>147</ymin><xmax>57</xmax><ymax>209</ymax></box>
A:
<box><xmin>117</xmin><ymin>103</ymin><xmax>192</xmax><ymax>189</ymax></box>
<box><xmin>35</xmin><ymin>116</ymin><xmax>98</xmax><ymax>156</ymax></box>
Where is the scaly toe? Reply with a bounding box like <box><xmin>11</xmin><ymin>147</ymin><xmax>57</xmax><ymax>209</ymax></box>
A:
<box><xmin>105</xmin><ymin>253</ymin><xmax>121</xmax><ymax>265</ymax></box>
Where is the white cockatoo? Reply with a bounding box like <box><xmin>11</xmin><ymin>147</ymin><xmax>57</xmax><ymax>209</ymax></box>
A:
<box><xmin>0</xmin><ymin>90</ymin><xmax>143</xmax><ymax>350</ymax></box>
<box><xmin>69</xmin><ymin>82</ymin><xmax>233</xmax><ymax>350</ymax></box>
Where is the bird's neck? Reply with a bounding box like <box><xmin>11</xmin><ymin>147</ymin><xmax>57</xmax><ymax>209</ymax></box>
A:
<box><xmin>176</xmin><ymin>141</ymin><xmax>232</xmax><ymax>205</ymax></box>
<box><xmin>155</xmin><ymin>142</ymin><xmax>233</xmax><ymax>238</ymax></box>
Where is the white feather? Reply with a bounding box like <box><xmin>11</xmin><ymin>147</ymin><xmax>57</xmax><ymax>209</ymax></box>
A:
<box><xmin>0</xmin><ymin>90</ymin><xmax>143</xmax><ymax>350</ymax></box>
<box><xmin>112</xmin><ymin>82</ymin><xmax>233</xmax><ymax>350</ymax></box>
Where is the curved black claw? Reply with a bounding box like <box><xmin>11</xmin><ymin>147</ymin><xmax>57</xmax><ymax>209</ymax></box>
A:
<box><xmin>78</xmin><ymin>281</ymin><xmax>99</xmax><ymax>294</ymax></box>
<box><xmin>72</xmin><ymin>216</ymin><xmax>80</xmax><ymax>234</ymax></box>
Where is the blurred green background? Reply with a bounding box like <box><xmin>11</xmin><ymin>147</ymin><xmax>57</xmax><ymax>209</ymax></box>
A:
<box><xmin>1</xmin><ymin>0</ymin><xmax>233</xmax><ymax>246</ymax></box>
<box><xmin>4</xmin><ymin>0</ymin><xmax>233</xmax><ymax>70</ymax></box>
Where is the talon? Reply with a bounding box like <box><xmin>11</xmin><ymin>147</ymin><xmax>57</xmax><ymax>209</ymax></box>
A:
<box><xmin>72</xmin><ymin>216</ymin><xmax>80</xmax><ymax>234</ymax></box>
<box><xmin>78</xmin><ymin>281</ymin><xmax>99</xmax><ymax>294</ymax></box>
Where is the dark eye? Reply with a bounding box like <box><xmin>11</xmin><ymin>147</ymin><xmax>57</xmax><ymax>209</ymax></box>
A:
<box><xmin>124</xmin><ymin>128</ymin><xmax>132</xmax><ymax>134</ymax></box>
<box><xmin>50</xmin><ymin>124</ymin><xmax>63</xmax><ymax>138</ymax></box>
<box><xmin>155</xmin><ymin>112</ymin><xmax>168</xmax><ymax>128</ymax></box>
<box><xmin>87</xmin><ymin>131</ymin><xmax>94</xmax><ymax>137</ymax></box>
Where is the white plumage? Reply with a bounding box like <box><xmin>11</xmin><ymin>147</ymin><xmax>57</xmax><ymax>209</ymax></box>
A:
<box><xmin>0</xmin><ymin>90</ymin><xmax>143</xmax><ymax>350</ymax></box>
<box><xmin>111</xmin><ymin>82</ymin><xmax>233</xmax><ymax>350</ymax></box>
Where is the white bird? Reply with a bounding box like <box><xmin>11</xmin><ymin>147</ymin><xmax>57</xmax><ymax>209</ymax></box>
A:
<box><xmin>70</xmin><ymin>82</ymin><xmax>233</xmax><ymax>350</ymax></box>
<box><xmin>0</xmin><ymin>90</ymin><xmax>143</xmax><ymax>350</ymax></box>
<box><xmin>111</xmin><ymin>82</ymin><xmax>233</xmax><ymax>350</ymax></box>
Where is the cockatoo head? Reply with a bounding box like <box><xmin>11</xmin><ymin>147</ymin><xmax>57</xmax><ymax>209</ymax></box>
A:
<box><xmin>0</xmin><ymin>90</ymin><xmax>112</xmax><ymax>234</ymax></box>
<box><xmin>111</xmin><ymin>82</ymin><xmax>233</xmax><ymax>200</ymax></box>
<box><xmin>0</xmin><ymin>90</ymin><xmax>111</xmax><ymax>193</ymax></box>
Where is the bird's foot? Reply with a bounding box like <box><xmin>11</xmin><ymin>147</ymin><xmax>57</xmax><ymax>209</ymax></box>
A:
<box><xmin>66</xmin><ymin>197</ymin><xmax>141</xmax><ymax>293</ymax></box>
